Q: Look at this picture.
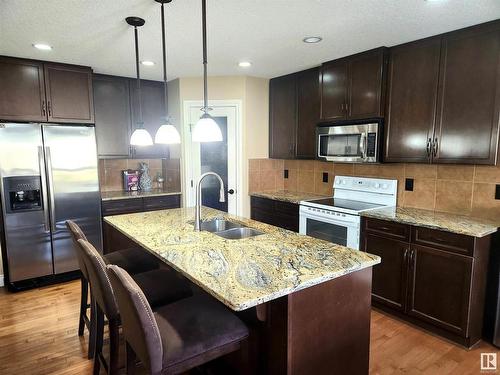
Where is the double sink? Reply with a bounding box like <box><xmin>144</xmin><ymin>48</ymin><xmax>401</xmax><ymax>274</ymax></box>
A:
<box><xmin>196</xmin><ymin>218</ymin><xmax>265</xmax><ymax>240</ymax></box>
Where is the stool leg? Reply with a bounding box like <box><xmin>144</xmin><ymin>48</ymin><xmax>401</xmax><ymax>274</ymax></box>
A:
<box><xmin>126</xmin><ymin>342</ymin><xmax>136</xmax><ymax>375</ymax></box>
<box><xmin>109</xmin><ymin>318</ymin><xmax>120</xmax><ymax>375</ymax></box>
<box><xmin>93</xmin><ymin>304</ymin><xmax>104</xmax><ymax>375</ymax></box>
<box><xmin>88</xmin><ymin>294</ymin><xmax>96</xmax><ymax>360</ymax></box>
<box><xmin>78</xmin><ymin>277</ymin><xmax>88</xmax><ymax>336</ymax></box>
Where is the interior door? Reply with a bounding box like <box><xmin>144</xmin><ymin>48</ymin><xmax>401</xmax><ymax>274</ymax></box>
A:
<box><xmin>42</xmin><ymin>125</ymin><xmax>102</xmax><ymax>274</ymax></box>
<box><xmin>185</xmin><ymin>104</ymin><xmax>238</xmax><ymax>214</ymax></box>
<box><xmin>433</xmin><ymin>23</ymin><xmax>500</xmax><ymax>164</ymax></box>
<box><xmin>384</xmin><ymin>38</ymin><xmax>441</xmax><ymax>163</ymax></box>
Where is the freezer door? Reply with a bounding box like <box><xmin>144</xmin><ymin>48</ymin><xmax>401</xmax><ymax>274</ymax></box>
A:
<box><xmin>42</xmin><ymin>125</ymin><xmax>102</xmax><ymax>274</ymax></box>
<box><xmin>0</xmin><ymin>123</ymin><xmax>53</xmax><ymax>282</ymax></box>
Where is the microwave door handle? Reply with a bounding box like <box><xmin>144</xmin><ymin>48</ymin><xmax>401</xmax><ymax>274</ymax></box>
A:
<box><xmin>359</xmin><ymin>133</ymin><xmax>367</xmax><ymax>160</ymax></box>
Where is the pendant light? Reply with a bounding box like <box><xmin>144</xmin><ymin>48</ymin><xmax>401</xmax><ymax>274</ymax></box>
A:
<box><xmin>192</xmin><ymin>0</ymin><xmax>223</xmax><ymax>143</ymax></box>
<box><xmin>127</xmin><ymin>16</ymin><xmax>154</xmax><ymax>146</ymax></box>
<box><xmin>154</xmin><ymin>0</ymin><xmax>181</xmax><ymax>145</ymax></box>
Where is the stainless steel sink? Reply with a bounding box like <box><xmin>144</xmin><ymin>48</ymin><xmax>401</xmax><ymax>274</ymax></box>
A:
<box><xmin>193</xmin><ymin>219</ymin><xmax>243</xmax><ymax>233</ymax></box>
<box><xmin>214</xmin><ymin>227</ymin><xmax>265</xmax><ymax>240</ymax></box>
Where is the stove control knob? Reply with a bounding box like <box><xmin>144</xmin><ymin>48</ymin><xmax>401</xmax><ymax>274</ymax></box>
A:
<box><xmin>374</xmin><ymin>183</ymin><xmax>380</xmax><ymax>189</ymax></box>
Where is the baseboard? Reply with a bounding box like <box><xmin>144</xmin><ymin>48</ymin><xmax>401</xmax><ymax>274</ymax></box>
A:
<box><xmin>0</xmin><ymin>274</ymin><xmax>4</xmax><ymax>287</ymax></box>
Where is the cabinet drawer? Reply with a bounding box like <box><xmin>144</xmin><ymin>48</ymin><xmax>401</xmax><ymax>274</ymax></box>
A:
<box><xmin>363</xmin><ymin>218</ymin><xmax>410</xmax><ymax>241</ymax></box>
<box><xmin>143</xmin><ymin>195</ymin><xmax>180</xmax><ymax>211</ymax></box>
<box><xmin>412</xmin><ymin>227</ymin><xmax>475</xmax><ymax>256</ymax></box>
<box><xmin>102</xmin><ymin>198</ymin><xmax>143</xmax><ymax>216</ymax></box>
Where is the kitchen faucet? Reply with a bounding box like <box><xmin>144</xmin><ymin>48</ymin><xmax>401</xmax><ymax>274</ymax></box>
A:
<box><xmin>194</xmin><ymin>172</ymin><xmax>226</xmax><ymax>231</ymax></box>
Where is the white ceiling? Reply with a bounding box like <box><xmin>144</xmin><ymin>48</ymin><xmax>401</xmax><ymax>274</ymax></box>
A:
<box><xmin>1</xmin><ymin>0</ymin><xmax>499</xmax><ymax>80</ymax></box>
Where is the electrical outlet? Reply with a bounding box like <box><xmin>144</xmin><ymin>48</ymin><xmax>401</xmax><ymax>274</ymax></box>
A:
<box><xmin>322</xmin><ymin>172</ymin><xmax>329</xmax><ymax>183</ymax></box>
<box><xmin>496</xmin><ymin>184</ymin><xmax>500</xmax><ymax>200</ymax></box>
<box><xmin>284</xmin><ymin>169</ymin><xmax>289</xmax><ymax>179</ymax></box>
<box><xmin>405</xmin><ymin>178</ymin><xmax>414</xmax><ymax>191</ymax></box>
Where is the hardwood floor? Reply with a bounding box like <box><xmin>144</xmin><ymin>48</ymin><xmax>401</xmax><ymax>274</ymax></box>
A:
<box><xmin>0</xmin><ymin>281</ymin><xmax>498</xmax><ymax>374</ymax></box>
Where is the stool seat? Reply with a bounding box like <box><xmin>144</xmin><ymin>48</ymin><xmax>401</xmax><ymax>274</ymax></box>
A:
<box><xmin>134</xmin><ymin>269</ymin><xmax>193</xmax><ymax>309</ymax></box>
<box><xmin>104</xmin><ymin>248</ymin><xmax>159</xmax><ymax>275</ymax></box>
<box><xmin>155</xmin><ymin>294</ymin><xmax>249</xmax><ymax>373</ymax></box>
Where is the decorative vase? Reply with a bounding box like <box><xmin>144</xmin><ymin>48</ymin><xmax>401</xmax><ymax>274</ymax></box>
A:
<box><xmin>139</xmin><ymin>162</ymin><xmax>152</xmax><ymax>191</ymax></box>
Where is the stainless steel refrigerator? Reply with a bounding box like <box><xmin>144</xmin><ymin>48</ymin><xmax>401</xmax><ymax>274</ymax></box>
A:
<box><xmin>0</xmin><ymin>123</ymin><xmax>101</xmax><ymax>287</ymax></box>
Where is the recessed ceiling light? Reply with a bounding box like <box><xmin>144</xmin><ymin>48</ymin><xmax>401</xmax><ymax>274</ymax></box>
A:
<box><xmin>303</xmin><ymin>36</ymin><xmax>322</xmax><ymax>44</ymax></box>
<box><xmin>238</xmin><ymin>61</ymin><xmax>252</xmax><ymax>68</ymax></box>
<box><xmin>33</xmin><ymin>43</ymin><xmax>52</xmax><ymax>51</ymax></box>
<box><xmin>141</xmin><ymin>61</ymin><xmax>155</xmax><ymax>66</ymax></box>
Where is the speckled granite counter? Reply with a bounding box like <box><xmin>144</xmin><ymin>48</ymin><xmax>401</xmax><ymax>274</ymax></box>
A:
<box><xmin>250</xmin><ymin>190</ymin><xmax>328</xmax><ymax>204</ymax></box>
<box><xmin>361</xmin><ymin>207</ymin><xmax>498</xmax><ymax>237</ymax></box>
<box><xmin>104</xmin><ymin>207</ymin><xmax>380</xmax><ymax>311</ymax></box>
<box><xmin>101</xmin><ymin>189</ymin><xmax>181</xmax><ymax>201</ymax></box>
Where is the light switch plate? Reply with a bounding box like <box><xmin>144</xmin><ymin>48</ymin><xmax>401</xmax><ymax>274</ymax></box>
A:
<box><xmin>405</xmin><ymin>178</ymin><xmax>414</xmax><ymax>192</ymax></box>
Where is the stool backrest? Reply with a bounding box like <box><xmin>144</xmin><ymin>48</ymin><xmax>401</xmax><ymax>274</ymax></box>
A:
<box><xmin>107</xmin><ymin>264</ymin><xmax>163</xmax><ymax>375</ymax></box>
<box><xmin>66</xmin><ymin>220</ymin><xmax>89</xmax><ymax>280</ymax></box>
<box><xmin>77</xmin><ymin>239</ymin><xmax>119</xmax><ymax>320</ymax></box>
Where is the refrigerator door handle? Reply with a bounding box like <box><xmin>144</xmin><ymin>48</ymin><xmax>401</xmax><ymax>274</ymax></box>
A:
<box><xmin>38</xmin><ymin>146</ymin><xmax>51</xmax><ymax>233</ymax></box>
<box><xmin>44</xmin><ymin>146</ymin><xmax>57</xmax><ymax>233</ymax></box>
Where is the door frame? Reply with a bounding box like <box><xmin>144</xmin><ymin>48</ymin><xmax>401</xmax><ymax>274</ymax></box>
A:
<box><xmin>181</xmin><ymin>100</ymin><xmax>243</xmax><ymax>216</ymax></box>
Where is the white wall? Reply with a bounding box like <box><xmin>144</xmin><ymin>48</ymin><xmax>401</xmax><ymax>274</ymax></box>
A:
<box><xmin>170</xmin><ymin>75</ymin><xmax>269</xmax><ymax>217</ymax></box>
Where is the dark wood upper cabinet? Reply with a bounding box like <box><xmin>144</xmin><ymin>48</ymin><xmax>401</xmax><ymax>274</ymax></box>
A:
<box><xmin>93</xmin><ymin>75</ymin><xmax>131</xmax><ymax>157</ymax></box>
<box><xmin>44</xmin><ymin>64</ymin><xmax>94</xmax><ymax>123</ymax></box>
<box><xmin>348</xmin><ymin>48</ymin><xmax>387</xmax><ymax>119</ymax></box>
<box><xmin>0</xmin><ymin>57</ymin><xmax>46</xmax><ymax>122</ymax></box>
<box><xmin>129</xmin><ymin>79</ymin><xmax>170</xmax><ymax>159</ymax></box>
<box><xmin>384</xmin><ymin>37</ymin><xmax>441</xmax><ymax>163</ymax></box>
<box><xmin>407</xmin><ymin>244</ymin><xmax>472</xmax><ymax>336</ymax></box>
<box><xmin>296</xmin><ymin>67</ymin><xmax>320</xmax><ymax>158</ymax></box>
<box><xmin>269</xmin><ymin>74</ymin><xmax>297</xmax><ymax>159</ymax></box>
<box><xmin>320</xmin><ymin>48</ymin><xmax>387</xmax><ymax>122</ymax></box>
<box><xmin>433</xmin><ymin>22</ymin><xmax>500</xmax><ymax>165</ymax></box>
<box><xmin>319</xmin><ymin>61</ymin><xmax>347</xmax><ymax>121</ymax></box>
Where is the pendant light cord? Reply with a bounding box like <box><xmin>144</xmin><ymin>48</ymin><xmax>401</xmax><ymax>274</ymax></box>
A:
<box><xmin>202</xmin><ymin>0</ymin><xmax>208</xmax><ymax>113</ymax></box>
<box><xmin>161</xmin><ymin>2</ymin><xmax>169</xmax><ymax>119</ymax></box>
<box><xmin>134</xmin><ymin>25</ymin><xmax>144</xmax><ymax>127</ymax></box>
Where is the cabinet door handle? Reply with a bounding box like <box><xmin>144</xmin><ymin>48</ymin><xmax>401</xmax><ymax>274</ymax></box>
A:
<box><xmin>426</xmin><ymin>138</ymin><xmax>432</xmax><ymax>158</ymax></box>
<box><xmin>47</xmin><ymin>101</ymin><xmax>52</xmax><ymax>117</ymax></box>
<box><xmin>409</xmin><ymin>249</ymin><xmax>415</xmax><ymax>268</ymax></box>
<box><xmin>432</xmin><ymin>138</ymin><xmax>438</xmax><ymax>157</ymax></box>
<box><xmin>345</xmin><ymin>102</ymin><xmax>349</xmax><ymax>114</ymax></box>
<box><xmin>403</xmin><ymin>248</ymin><xmax>409</xmax><ymax>263</ymax></box>
<box><xmin>42</xmin><ymin>101</ymin><xmax>46</xmax><ymax>117</ymax></box>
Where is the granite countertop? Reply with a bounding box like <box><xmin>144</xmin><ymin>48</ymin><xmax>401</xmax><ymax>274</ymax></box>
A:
<box><xmin>101</xmin><ymin>189</ymin><xmax>182</xmax><ymax>201</ymax></box>
<box><xmin>104</xmin><ymin>207</ymin><xmax>380</xmax><ymax>311</ymax></box>
<box><xmin>250</xmin><ymin>190</ymin><xmax>329</xmax><ymax>204</ymax></box>
<box><xmin>361</xmin><ymin>207</ymin><xmax>498</xmax><ymax>238</ymax></box>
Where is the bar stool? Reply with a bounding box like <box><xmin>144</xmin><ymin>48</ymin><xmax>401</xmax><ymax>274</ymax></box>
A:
<box><xmin>77</xmin><ymin>239</ymin><xmax>193</xmax><ymax>375</ymax></box>
<box><xmin>107</xmin><ymin>264</ymin><xmax>249</xmax><ymax>375</ymax></box>
<box><xmin>67</xmin><ymin>220</ymin><xmax>162</xmax><ymax>359</ymax></box>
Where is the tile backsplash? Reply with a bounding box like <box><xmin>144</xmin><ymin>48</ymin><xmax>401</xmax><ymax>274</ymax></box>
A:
<box><xmin>249</xmin><ymin>158</ymin><xmax>500</xmax><ymax>222</ymax></box>
<box><xmin>99</xmin><ymin>158</ymin><xmax>181</xmax><ymax>192</ymax></box>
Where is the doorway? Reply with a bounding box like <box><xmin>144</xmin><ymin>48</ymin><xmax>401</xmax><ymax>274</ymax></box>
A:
<box><xmin>182</xmin><ymin>100</ymin><xmax>242</xmax><ymax>215</ymax></box>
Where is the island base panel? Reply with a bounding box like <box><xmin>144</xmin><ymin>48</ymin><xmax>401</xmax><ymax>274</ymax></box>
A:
<box><xmin>265</xmin><ymin>268</ymin><xmax>372</xmax><ymax>375</ymax></box>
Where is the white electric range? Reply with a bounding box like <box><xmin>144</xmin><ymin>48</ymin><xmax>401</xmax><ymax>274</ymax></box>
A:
<box><xmin>299</xmin><ymin>176</ymin><xmax>397</xmax><ymax>249</ymax></box>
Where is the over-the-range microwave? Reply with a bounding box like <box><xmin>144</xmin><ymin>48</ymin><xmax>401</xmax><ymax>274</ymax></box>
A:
<box><xmin>316</xmin><ymin>121</ymin><xmax>382</xmax><ymax>163</ymax></box>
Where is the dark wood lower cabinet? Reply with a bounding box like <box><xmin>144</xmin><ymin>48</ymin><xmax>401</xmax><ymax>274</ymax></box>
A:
<box><xmin>250</xmin><ymin>196</ymin><xmax>299</xmax><ymax>232</ymax></box>
<box><xmin>362</xmin><ymin>217</ymin><xmax>491</xmax><ymax>347</ymax></box>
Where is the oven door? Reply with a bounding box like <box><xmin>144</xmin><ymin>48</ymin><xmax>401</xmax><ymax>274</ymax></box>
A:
<box><xmin>299</xmin><ymin>206</ymin><xmax>360</xmax><ymax>249</ymax></box>
<box><xmin>317</xmin><ymin>123</ymin><xmax>379</xmax><ymax>163</ymax></box>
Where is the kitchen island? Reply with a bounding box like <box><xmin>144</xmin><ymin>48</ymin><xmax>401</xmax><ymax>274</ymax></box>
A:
<box><xmin>104</xmin><ymin>207</ymin><xmax>380</xmax><ymax>374</ymax></box>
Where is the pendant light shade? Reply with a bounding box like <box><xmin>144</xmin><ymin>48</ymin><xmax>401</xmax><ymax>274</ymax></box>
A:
<box><xmin>131</xmin><ymin>128</ymin><xmax>154</xmax><ymax>146</ymax></box>
<box><xmin>154</xmin><ymin>0</ymin><xmax>181</xmax><ymax>145</ymax></box>
<box><xmin>126</xmin><ymin>16</ymin><xmax>153</xmax><ymax>146</ymax></box>
<box><xmin>193</xmin><ymin>0</ymin><xmax>223</xmax><ymax>143</ymax></box>
<box><xmin>192</xmin><ymin>113</ymin><xmax>223</xmax><ymax>142</ymax></box>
